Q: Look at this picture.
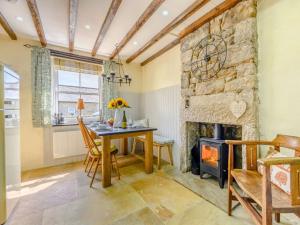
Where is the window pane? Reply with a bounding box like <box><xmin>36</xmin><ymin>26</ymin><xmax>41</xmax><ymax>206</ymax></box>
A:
<box><xmin>4</xmin><ymin>70</ymin><xmax>19</xmax><ymax>99</ymax></box>
<box><xmin>81</xmin><ymin>94</ymin><xmax>99</xmax><ymax>103</ymax></box>
<box><xmin>4</xmin><ymin>90</ymin><xmax>19</xmax><ymax>99</ymax></box>
<box><xmin>58</xmin><ymin>93</ymin><xmax>80</xmax><ymax>102</ymax></box>
<box><xmin>82</xmin><ymin>102</ymin><xmax>99</xmax><ymax>116</ymax></box>
<box><xmin>58</xmin><ymin>70</ymin><xmax>79</xmax><ymax>86</ymax></box>
<box><xmin>81</xmin><ymin>73</ymin><xmax>98</xmax><ymax>88</ymax></box>
<box><xmin>80</xmin><ymin>87</ymin><xmax>98</xmax><ymax>94</ymax></box>
<box><xmin>58</xmin><ymin>102</ymin><xmax>77</xmax><ymax>117</ymax></box>
<box><xmin>58</xmin><ymin>85</ymin><xmax>80</xmax><ymax>93</ymax></box>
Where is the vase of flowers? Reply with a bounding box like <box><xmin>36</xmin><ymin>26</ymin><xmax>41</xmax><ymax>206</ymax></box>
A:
<box><xmin>107</xmin><ymin>97</ymin><xmax>130</xmax><ymax>128</ymax></box>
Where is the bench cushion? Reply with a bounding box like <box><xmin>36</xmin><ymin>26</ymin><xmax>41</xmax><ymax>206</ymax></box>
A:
<box><xmin>137</xmin><ymin>135</ymin><xmax>174</xmax><ymax>145</ymax></box>
<box><xmin>258</xmin><ymin>149</ymin><xmax>291</xmax><ymax>195</ymax></box>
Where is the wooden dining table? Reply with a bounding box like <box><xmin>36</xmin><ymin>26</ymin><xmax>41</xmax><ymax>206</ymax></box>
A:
<box><xmin>87</xmin><ymin>125</ymin><xmax>157</xmax><ymax>188</ymax></box>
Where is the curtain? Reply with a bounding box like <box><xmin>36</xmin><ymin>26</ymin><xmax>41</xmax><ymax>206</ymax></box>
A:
<box><xmin>101</xmin><ymin>60</ymin><xmax>117</xmax><ymax>121</ymax></box>
<box><xmin>53</xmin><ymin>58</ymin><xmax>102</xmax><ymax>75</ymax></box>
<box><xmin>31</xmin><ymin>46</ymin><xmax>52</xmax><ymax>127</ymax></box>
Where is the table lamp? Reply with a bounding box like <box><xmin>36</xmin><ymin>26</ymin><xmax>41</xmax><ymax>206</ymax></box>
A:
<box><xmin>77</xmin><ymin>98</ymin><xmax>85</xmax><ymax>117</ymax></box>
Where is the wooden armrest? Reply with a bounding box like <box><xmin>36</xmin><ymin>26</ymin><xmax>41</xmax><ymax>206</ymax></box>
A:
<box><xmin>225</xmin><ymin>140</ymin><xmax>276</xmax><ymax>146</ymax></box>
<box><xmin>258</xmin><ymin>157</ymin><xmax>300</xmax><ymax>166</ymax></box>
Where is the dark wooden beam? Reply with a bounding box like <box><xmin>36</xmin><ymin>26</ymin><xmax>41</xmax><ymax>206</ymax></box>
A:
<box><xmin>179</xmin><ymin>0</ymin><xmax>240</xmax><ymax>39</ymax></box>
<box><xmin>91</xmin><ymin>0</ymin><xmax>122</xmax><ymax>56</ymax></box>
<box><xmin>141</xmin><ymin>38</ymin><xmax>180</xmax><ymax>66</ymax></box>
<box><xmin>141</xmin><ymin>0</ymin><xmax>241</xmax><ymax>66</ymax></box>
<box><xmin>126</xmin><ymin>0</ymin><xmax>210</xmax><ymax>63</ymax></box>
<box><xmin>0</xmin><ymin>11</ymin><xmax>17</xmax><ymax>40</ymax></box>
<box><xmin>110</xmin><ymin>0</ymin><xmax>165</xmax><ymax>59</ymax></box>
<box><xmin>26</xmin><ymin>0</ymin><xmax>47</xmax><ymax>47</ymax></box>
<box><xmin>69</xmin><ymin>0</ymin><xmax>79</xmax><ymax>52</ymax></box>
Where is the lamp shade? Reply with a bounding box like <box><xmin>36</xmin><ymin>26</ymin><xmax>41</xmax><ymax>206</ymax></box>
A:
<box><xmin>77</xmin><ymin>98</ymin><xmax>85</xmax><ymax>110</ymax></box>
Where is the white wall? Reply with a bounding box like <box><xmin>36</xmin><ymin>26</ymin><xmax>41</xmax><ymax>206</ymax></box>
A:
<box><xmin>141</xmin><ymin>85</ymin><xmax>181</xmax><ymax>167</ymax></box>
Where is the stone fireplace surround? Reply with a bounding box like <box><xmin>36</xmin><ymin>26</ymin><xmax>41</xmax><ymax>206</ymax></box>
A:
<box><xmin>180</xmin><ymin>0</ymin><xmax>258</xmax><ymax>172</ymax></box>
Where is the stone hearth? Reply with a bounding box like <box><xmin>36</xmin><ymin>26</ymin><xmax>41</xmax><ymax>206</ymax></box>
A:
<box><xmin>180</xmin><ymin>0</ymin><xmax>258</xmax><ymax>172</ymax></box>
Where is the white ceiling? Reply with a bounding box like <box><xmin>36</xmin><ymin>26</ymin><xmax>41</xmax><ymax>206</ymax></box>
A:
<box><xmin>0</xmin><ymin>0</ymin><xmax>224</xmax><ymax>63</ymax></box>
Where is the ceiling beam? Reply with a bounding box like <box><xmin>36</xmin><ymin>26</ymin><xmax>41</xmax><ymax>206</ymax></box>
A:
<box><xmin>0</xmin><ymin>11</ymin><xmax>17</xmax><ymax>40</ymax></box>
<box><xmin>179</xmin><ymin>0</ymin><xmax>240</xmax><ymax>39</ymax></box>
<box><xmin>26</xmin><ymin>0</ymin><xmax>47</xmax><ymax>47</ymax></box>
<box><xmin>126</xmin><ymin>0</ymin><xmax>211</xmax><ymax>64</ymax></box>
<box><xmin>141</xmin><ymin>38</ymin><xmax>180</xmax><ymax>66</ymax></box>
<box><xmin>141</xmin><ymin>0</ymin><xmax>241</xmax><ymax>66</ymax></box>
<box><xmin>91</xmin><ymin>0</ymin><xmax>122</xmax><ymax>56</ymax></box>
<box><xmin>69</xmin><ymin>0</ymin><xmax>79</xmax><ymax>52</ymax></box>
<box><xmin>110</xmin><ymin>0</ymin><xmax>165</xmax><ymax>60</ymax></box>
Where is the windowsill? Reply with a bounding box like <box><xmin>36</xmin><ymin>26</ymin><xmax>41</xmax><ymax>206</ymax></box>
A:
<box><xmin>51</xmin><ymin>120</ymin><xmax>98</xmax><ymax>127</ymax></box>
<box><xmin>52</xmin><ymin>123</ymin><xmax>78</xmax><ymax>127</ymax></box>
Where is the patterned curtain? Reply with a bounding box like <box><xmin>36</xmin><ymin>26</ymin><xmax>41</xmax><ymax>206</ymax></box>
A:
<box><xmin>31</xmin><ymin>46</ymin><xmax>52</xmax><ymax>127</ymax></box>
<box><xmin>101</xmin><ymin>60</ymin><xmax>117</xmax><ymax>121</ymax></box>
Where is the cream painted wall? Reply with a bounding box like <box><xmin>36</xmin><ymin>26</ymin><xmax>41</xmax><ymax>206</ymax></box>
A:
<box><xmin>0</xmin><ymin>35</ymin><xmax>142</xmax><ymax>170</ymax></box>
<box><xmin>0</xmin><ymin>36</ymin><xmax>44</xmax><ymax>171</ymax></box>
<box><xmin>120</xmin><ymin>62</ymin><xmax>142</xmax><ymax>93</ymax></box>
<box><xmin>141</xmin><ymin>45</ymin><xmax>181</xmax><ymax>93</ymax></box>
<box><xmin>257</xmin><ymin>0</ymin><xmax>300</xmax><ymax>143</ymax></box>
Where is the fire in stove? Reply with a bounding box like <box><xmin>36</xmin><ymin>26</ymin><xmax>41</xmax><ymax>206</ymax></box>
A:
<box><xmin>201</xmin><ymin>144</ymin><xmax>219</xmax><ymax>168</ymax></box>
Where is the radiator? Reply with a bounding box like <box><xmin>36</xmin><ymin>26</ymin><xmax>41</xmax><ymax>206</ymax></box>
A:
<box><xmin>52</xmin><ymin>130</ymin><xmax>86</xmax><ymax>159</ymax></box>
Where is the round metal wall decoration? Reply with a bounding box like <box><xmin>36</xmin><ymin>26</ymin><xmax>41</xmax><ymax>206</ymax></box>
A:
<box><xmin>191</xmin><ymin>34</ymin><xmax>227</xmax><ymax>81</ymax></box>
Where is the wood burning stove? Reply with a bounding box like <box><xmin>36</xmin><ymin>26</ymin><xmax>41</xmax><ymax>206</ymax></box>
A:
<box><xmin>199</xmin><ymin>124</ymin><xmax>228</xmax><ymax>188</ymax></box>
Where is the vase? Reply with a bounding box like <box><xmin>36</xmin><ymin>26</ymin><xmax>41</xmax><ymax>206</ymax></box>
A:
<box><xmin>113</xmin><ymin>109</ymin><xmax>123</xmax><ymax>128</ymax></box>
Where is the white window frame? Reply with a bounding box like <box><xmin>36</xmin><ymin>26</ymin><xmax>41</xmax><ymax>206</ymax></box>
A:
<box><xmin>52</xmin><ymin>69</ymin><xmax>102</xmax><ymax>124</ymax></box>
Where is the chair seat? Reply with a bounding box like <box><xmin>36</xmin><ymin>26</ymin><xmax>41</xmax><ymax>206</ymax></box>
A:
<box><xmin>94</xmin><ymin>139</ymin><xmax>102</xmax><ymax>146</ymax></box>
<box><xmin>231</xmin><ymin>169</ymin><xmax>299</xmax><ymax>211</ymax></box>
<box><xmin>91</xmin><ymin>144</ymin><xmax>118</xmax><ymax>156</ymax></box>
<box><xmin>137</xmin><ymin>135</ymin><xmax>174</xmax><ymax>145</ymax></box>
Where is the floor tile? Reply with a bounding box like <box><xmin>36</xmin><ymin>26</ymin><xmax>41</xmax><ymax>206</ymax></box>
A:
<box><xmin>166</xmin><ymin>201</ymin><xmax>253</xmax><ymax>225</ymax></box>
<box><xmin>109</xmin><ymin>207</ymin><xmax>164</xmax><ymax>225</ymax></box>
<box><xmin>130</xmin><ymin>174</ymin><xmax>203</xmax><ymax>222</ymax></box>
<box><xmin>42</xmin><ymin>189</ymin><xmax>147</xmax><ymax>225</ymax></box>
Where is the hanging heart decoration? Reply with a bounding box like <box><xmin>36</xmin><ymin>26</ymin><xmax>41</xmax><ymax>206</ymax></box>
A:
<box><xmin>230</xmin><ymin>100</ymin><xmax>247</xmax><ymax>119</ymax></box>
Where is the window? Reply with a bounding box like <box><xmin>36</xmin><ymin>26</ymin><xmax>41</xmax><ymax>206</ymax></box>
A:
<box><xmin>53</xmin><ymin>69</ymin><xmax>101</xmax><ymax>124</ymax></box>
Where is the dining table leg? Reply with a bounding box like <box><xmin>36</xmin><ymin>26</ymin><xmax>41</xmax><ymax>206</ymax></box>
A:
<box><xmin>121</xmin><ymin>137</ymin><xmax>128</xmax><ymax>155</ymax></box>
<box><xmin>102</xmin><ymin>135</ymin><xmax>111</xmax><ymax>188</ymax></box>
<box><xmin>144</xmin><ymin>131</ymin><xmax>153</xmax><ymax>174</ymax></box>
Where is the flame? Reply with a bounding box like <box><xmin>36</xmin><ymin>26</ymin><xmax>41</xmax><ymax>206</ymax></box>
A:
<box><xmin>202</xmin><ymin>145</ymin><xmax>218</xmax><ymax>167</ymax></box>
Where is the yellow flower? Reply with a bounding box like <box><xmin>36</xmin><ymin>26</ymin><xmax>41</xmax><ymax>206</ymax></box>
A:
<box><xmin>107</xmin><ymin>97</ymin><xmax>130</xmax><ymax>109</ymax></box>
<box><xmin>107</xmin><ymin>99</ymin><xmax>116</xmax><ymax>109</ymax></box>
<box><xmin>123</xmin><ymin>99</ymin><xmax>129</xmax><ymax>108</ymax></box>
<box><xmin>115</xmin><ymin>97</ymin><xmax>124</xmax><ymax>108</ymax></box>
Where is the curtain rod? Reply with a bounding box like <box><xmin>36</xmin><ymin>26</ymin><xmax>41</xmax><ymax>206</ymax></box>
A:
<box><xmin>24</xmin><ymin>44</ymin><xmax>103</xmax><ymax>65</ymax></box>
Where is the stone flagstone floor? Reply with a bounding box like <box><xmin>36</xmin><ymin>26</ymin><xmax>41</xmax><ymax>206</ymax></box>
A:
<box><xmin>4</xmin><ymin>157</ymin><xmax>299</xmax><ymax>225</ymax></box>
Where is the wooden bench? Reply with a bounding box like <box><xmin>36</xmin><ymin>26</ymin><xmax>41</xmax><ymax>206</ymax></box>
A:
<box><xmin>226</xmin><ymin>135</ymin><xmax>300</xmax><ymax>225</ymax></box>
<box><xmin>132</xmin><ymin>135</ymin><xmax>174</xmax><ymax>169</ymax></box>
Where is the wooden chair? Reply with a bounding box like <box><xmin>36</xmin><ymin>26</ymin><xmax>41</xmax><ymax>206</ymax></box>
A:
<box><xmin>226</xmin><ymin>134</ymin><xmax>300</xmax><ymax>225</ymax></box>
<box><xmin>132</xmin><ymin>135</ymin><xmax>174</xmax><ymax>169</ymax></box>
<box><xmin>77</xmin><ymin>117</ymin><xmax>101</xmax><ymax>168</ymax></box>
<box><xmin>78</xmin><ymin>120</ymin><xmax>120</xmax><ymax>187</ymax></box>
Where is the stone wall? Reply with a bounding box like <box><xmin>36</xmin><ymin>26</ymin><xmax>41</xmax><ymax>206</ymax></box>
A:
<box><xmin>180</xmin><ymin>0</ymin><xmax>258</xmax><ymax>172</ymax></box>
